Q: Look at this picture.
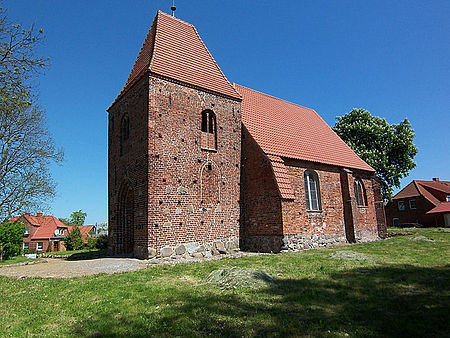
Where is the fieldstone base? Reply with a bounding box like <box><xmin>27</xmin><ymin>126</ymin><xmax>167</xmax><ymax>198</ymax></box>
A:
<box><xmin>152</xmin><ymin>237</ymin><xmax>239</xmax><ymax>259</ymax></box>
<box><xmin>281</xmin><ymin>234</ymin><xmax>347</xmax><ymax>251</ymax></box>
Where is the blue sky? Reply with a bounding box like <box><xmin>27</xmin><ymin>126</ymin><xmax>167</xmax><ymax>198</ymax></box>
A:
<box><xmin>5</xmin><ymin>0</ymin><xmax>449</xmax><ymax>224</ymax></box>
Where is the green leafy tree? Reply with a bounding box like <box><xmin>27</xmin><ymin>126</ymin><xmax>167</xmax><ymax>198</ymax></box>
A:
<box><xmin>0</xmin><ymin>5</ymin><xmax>63</xmax><ymax>221</ymax></box>
<box><xmin>0</xmin><ymin>221</ymin><xmax>25</xmax><ymax>261</ymax></box>
<box><xmin>333</xmin><ymin>108</ymin><xmax>418</xmax><ymax>200</ymax></box>
<box><xmin>95</xmin><ymin>234</ymin><xmax>108</xmax><ymax>250</ymax></box>
<box><xmin>69</xmin><ymin>210</ymin><xmax>87</xmax><ymax>226</ymax></box>
<box><xmin>64</xmin><ymin>225</ymin><xmax>84</xmax><ymax>251</ymax></box>
<box><xmin>58</xmin><ymin>218</ymin><xmax>70</xmax><ymax>225</ymax></box>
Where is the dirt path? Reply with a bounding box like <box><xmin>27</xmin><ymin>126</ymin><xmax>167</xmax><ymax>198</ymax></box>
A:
<box><xmin>0</xmin><ymin>258</ymin><xmax>147</xmax><ymax>278</ymax></box>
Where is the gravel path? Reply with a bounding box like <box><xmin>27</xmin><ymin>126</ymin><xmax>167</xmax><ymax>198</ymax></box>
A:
<box><xmin>0</xmin><ymin>258</ymin><xmax>147</xmax><ymax>278</ymax></box>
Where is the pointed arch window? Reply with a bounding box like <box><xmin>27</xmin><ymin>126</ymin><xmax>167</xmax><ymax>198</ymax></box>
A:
<box><xmin>201</xmin><ymin>109</ymin><xmax>217</xmax><ymax>151</ymax></box>
<box><xmin>354</xmin><ymin>179</ymin><xmax>367</xmax><ymax>206</ymax></box>
<box><xmin>120</xmin><ymin>114</ymin><xmax>129</xmax><ymax>156</ymax></box>
<box><xmin>304</xmin><ymin>170</ymin><xmax>321</xmax><ymax>211</ymax></box>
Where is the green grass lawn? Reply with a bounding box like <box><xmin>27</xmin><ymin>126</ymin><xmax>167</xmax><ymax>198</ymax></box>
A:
<box><xmin>1</xmin><ymin>228</ymin><xmax>449</xmax><ymax>337</ymax></box>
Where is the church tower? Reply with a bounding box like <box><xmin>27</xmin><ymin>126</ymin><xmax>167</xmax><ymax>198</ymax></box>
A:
<box><xmin>108</xmin><ymin>11</ymin><xmax>242</xmax><ymax>258</ymax></box>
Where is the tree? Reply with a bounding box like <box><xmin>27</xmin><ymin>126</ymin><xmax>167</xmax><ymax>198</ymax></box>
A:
<box><xmin>64</xmin><ymin>225</ymin><xmax>84</xmax><ymax>251</ymax></box>
<box><xmin>58</xmin><ymin>217</ymin><xmax>70</xmax><ymax>225</ymax></box>
<box><xmin>333</xmin><ymin>108</ymin><xmax>418</xmax><ymax>200</ymax></box>
<box><xmin>0</xmin><ymin>5</ymin><xmax>63</xmax><ymax>221</ymax></box>
<box><xmin>0</xmin><ymin>221</ymin><xmax>25</xmax><ymax>261</ymax></box>
<box><xmin>69</xmin><ymin>210</ymin><xmax>87</xmax><ymax>226</ymax></box>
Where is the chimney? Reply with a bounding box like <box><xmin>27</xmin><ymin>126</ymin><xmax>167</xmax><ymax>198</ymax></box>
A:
<box><xmin>36</xmin><ymin>212</ymin><xmax>43</xmax><ymax>217</ymax></box>
<box><xmin>432</xmin><ymin>177</ymin><xmax>439</xmax><ymax>182</ymax></box>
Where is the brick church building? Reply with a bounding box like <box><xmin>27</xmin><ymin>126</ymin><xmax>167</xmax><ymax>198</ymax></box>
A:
<box><xmin>108</xmin><ymin>11</ymin><xmax>386</xmax><ymax>258</ymax></box>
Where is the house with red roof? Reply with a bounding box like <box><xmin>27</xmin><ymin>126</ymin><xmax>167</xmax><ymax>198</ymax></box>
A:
<box><xmin>10</xmin><ymin>213</ymin><xmax>69</xmax><ymax>252</ymax></box>
<box><xmin>10</xmin><ymin>213</ymin><xmax>95</xmax><ymax>252</ymax></box>
<box><xmin>107</xmin><ymin>11</ymin><xmax>386</xmax><ymax>258</ymax></box>
<box><xmin>385</xmin><ymin>178</ymin><xmax>450</xmax><ymax>227</ymax></box>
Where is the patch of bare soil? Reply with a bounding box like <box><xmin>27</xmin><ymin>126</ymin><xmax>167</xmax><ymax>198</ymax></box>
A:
<box><xmin>0</xmin><ymin>258</ymin><xmax>147</xmax><ymax>278</ymax></box>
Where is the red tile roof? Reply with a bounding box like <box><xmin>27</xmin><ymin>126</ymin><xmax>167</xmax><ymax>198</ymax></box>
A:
<box><xmin>267</xmin><ymin>155</ymin><xmax>295</xmax><ymax>199</ymax></box>
<box><xmin>393</xmin><ymin>180</ymin><xmax>450</xmax><ymax>206</ymax></box>
<box><xmin>427</xmin><ymin>201</ymin><xmax>450</xmax><ymax>214</ymax></box>
<box><xmin>10</xmin><ymin>213</ymin><xmax>68</xmax><ymax>240</ymax></box>
<box><xmin>235</xmin><ymin>84</ymin><xmax>374</xmax><ymax>172</ymax></box>
<box><xmin>112</xmin><ymin>11</ymin><xmax>240</xmax><ymax>106</ymax></box>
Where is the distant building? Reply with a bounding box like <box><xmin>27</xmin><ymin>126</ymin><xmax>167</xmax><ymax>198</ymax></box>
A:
<box><xmin>10</xmin><ymin>213</ymin><xmax>95</xmax><ymax>252</ymax></box>
<box><xmin>385</xmin><ymin>178</ymin><xmax>450</xmax><ymax>227</ymax></box>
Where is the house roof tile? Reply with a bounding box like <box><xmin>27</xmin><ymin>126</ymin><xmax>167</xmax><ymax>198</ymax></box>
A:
<box><xmin>235</xmin><ymin>84</ymin><xmax>374</xmax><ymax>172</ymax></box>
<box><xmin>426</xmin><ymin>201</ymin><xmax>450</xmax><ymax>214</ymax></box>
<box><xmin>393</xmin><ymin>180</ymin><xmax>450</xmax><ymax>206</ymax></box>
<box><xmin>111</xmin><ymin>11</ymin><xmax>240</xmax><ymax>106</ymax></box>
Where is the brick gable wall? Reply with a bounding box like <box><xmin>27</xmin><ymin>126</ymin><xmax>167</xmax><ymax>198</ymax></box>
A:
<box><xmin>146</xmin><ymin>76</ymin><xmax>242</xmax><ymax>256</ymax></box>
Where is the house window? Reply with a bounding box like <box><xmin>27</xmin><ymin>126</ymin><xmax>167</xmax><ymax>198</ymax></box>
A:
<box><xmin>24</xmin><ymin>226</ymin><xmax>29</xmax><ymax>235</ymax></box>
<box><xmin>447</xmin><ymin>195</ymin><xmax>450</xmax><ymax>202</ymax></box>
<box><xmin>393</xmin><ymin>218</ymin><xmax>400</xmax><ymax>227</ymax></box>
<box><xmin>120</xmin><ymin>114</ymin><xmax>130</xmax><ymax>156</ymax></box>
<box><xmin>409</xmin><ymin>200</ymin><xmax>417</xmax><ymax>210</ymax></box>
<box><xmin>304</xmin><ymin>170</ymin><xmax>321</xmax><ymax>211</ymax></box>
<box><xmin>398</xmin><ymin>201</ymin><xmax>405</xmax><ymax>211</ymax></box>
<box><xmin>23</xmin><ymin>242</ymin><xmax>29</xmax><ymax>250</ymax></box>
<box><xmin>37</xmin><ymin>242</ymin><xmax>43</xmax><ymax>251</ymax></box>
<box><xmin>201</xmin><ymin>110</ymin><xmax>217</xmax><ymax>150</ymax></box>
<box><xmin>354</xmin><ymin>179</ymin><xmax>367</xmax><ymax>206</ymax></box>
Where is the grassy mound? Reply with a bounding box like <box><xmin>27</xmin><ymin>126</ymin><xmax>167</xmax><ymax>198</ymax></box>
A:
<box><xmin>411</xmin><ymin>236</ymin><xmax>434</xmax><ymax>242</ymax></box>
<box><xmin>330</xmin><ymin>250</ymin><xmax>370</xmax><ymax>261</ymax></box>
<box><xmin>204</xmin><ymin>267</ymin><xmax>274</xmax><ymax>289</ymax></box>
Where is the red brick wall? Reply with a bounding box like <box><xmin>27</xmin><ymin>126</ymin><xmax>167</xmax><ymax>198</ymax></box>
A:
<box><xmin>282</xmin><ymin>159</ymin><xmax>346</xmax><ymax>238</ymax></box>
<box><xmin>147</xmin><ymin>76</ymin><xmax>241</xmax><ymax>254</ymax></box>
<box><xmin>108</xmin><ymin>76</ymin><xmax>150</xmax><ymax>257</ymax></box>
<box><xmin>240</xmin><ymin>127</ymin><xmax>283</xmax><ymax>252</ymax></box>
<box><xmin>385</xmin><ymin>196</ymin><xmax>443</xmax><ymax>227</ymax></box>
<box><xmin>347</xmin><ymin>173</ymin><xmax>379</xmax><ymax>241</ymax></box>
<box><xmin>109</xmin><ymin>75</ymin><xmax>241</xmax><ymax>257</ymax></box>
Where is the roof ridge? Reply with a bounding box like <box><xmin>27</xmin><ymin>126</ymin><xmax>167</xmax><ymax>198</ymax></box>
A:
<box><xmin>157</xmin><ymin>10</ymin><xmax>195</xmax><ymax>28</ymax></box>
<box><xmin>235</xmin><ymin>83</ymin><xmax>313</xmax><ymax>111</ymax></box>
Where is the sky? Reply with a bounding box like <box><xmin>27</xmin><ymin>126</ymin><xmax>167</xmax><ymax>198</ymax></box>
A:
<box><xmin>4</xmin><ymin>0</ymin><xmax>449</xmax><ymax>224</ymax></box>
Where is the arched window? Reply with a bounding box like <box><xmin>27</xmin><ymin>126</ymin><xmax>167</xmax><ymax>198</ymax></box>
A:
<box><xmin>120</xmin><ymin>114</ymin><xmax>129</xmax><ymax>156</ymax></box>
<box><xmin>354</xmin><ymin>179</ymin><xmax>367</xmax><ymax>206</ymax></box>
<box><xmin>304</xmin><ymin>170</ymin><xmax>321</xmax><ymax>211</ymax></box>
<box><xmin>201</xmin><ymin>110</ymin><xmax>217</xmax><ymax>150</ymax></box>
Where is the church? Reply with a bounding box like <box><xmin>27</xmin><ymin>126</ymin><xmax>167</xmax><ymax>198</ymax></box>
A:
<box><xmin>108</xmin><ymin>11</ymin><xmax>386</xmax><ymax>258</ymax></box>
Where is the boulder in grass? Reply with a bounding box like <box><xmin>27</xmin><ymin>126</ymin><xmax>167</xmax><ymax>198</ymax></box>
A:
<box><xmin>204</xmin><ymin>267</ymin><xmax>274</xmax><ymax>289</ymax></box>
<box><xmin>330</xmin><ymin>250</ymin><xmax>370</xmax><ymax>261</ymax></box>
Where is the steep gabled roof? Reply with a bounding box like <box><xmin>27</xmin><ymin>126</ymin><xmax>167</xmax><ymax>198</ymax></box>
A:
<box><xmin>11</xmin><ymin>214</ymin><xmax>68</xmax><ymax>240</ymax></box>
<box><xmin>111</xmin><ymin>11</ymin><xmax>240</xmax><ymax>106</ymax></box>
<box><xmin>235</xmin><ymin>84</ymin><xmax>374</xmax><ymax>172</ymax></box>
<box><xmin>393</xmin><ymin>179</ymin><xmax>450</xmax><ymax>206</ymax></box>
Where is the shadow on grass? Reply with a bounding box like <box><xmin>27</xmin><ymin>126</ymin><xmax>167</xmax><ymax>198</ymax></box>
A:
<box><xmin>70</xmin><ymin>265</ymin><xmax>450</xmax><ymax>337</ymax></box>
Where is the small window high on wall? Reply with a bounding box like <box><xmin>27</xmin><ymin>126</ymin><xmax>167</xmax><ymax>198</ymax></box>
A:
<box><xmin>304</xmin><ymin>170</ymin><xmax>321</xmax><ymax>211</ymax></box>
<box><xmin>354</xmin><ymin>179</ymin><xmax>367</xmax><ymax>206</ymax></box>
<box><xmin>120</xmin><ymin>114</ymin><xmax>129</xmax><ymax>156</ymax></box>
<box><xmin>201</xmin><ymin>110</ymin><xmax>217</xmax><ymax>150</ymax></box>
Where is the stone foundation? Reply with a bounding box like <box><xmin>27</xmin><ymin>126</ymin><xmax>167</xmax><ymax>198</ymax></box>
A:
<box><xmin>281</xmin><ymin>234</ymin><xmax>347</xmax><ymax>251</ymax></box>
<box><xmin>147</xmin><ymin>236</ymin><xmax>239</xmax><ymax>259</ymax></box>
<box><xmin>243</xmin><ymin>234</ymin><xmax>348</xmax><ymax>253</ymax></box>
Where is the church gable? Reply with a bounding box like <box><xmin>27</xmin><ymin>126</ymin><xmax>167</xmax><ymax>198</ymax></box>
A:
<box><xmin>113</xmin><ymin>11</ymin><xmax>240</xmax><ymax>106</ymax></box>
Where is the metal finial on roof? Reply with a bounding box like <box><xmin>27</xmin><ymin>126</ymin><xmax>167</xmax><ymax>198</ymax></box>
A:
<box><xmin>171</xmin><ymin>0</ymin><xmax>176</xmax><ymax>17</ymax></box>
